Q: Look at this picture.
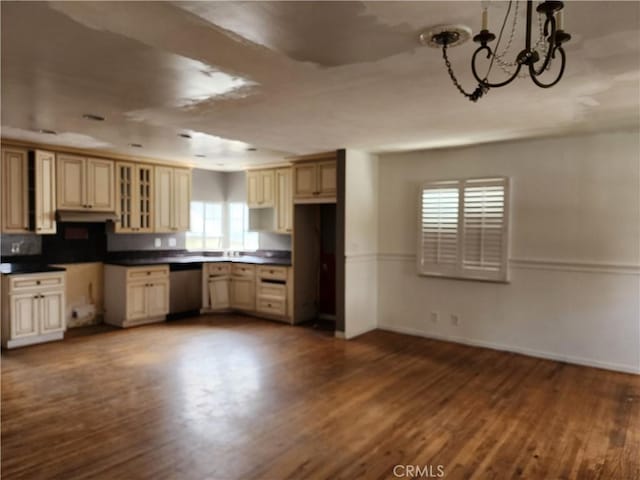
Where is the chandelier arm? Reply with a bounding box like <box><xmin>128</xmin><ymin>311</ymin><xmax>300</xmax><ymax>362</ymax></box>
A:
<box><xmin>442</xmin><ymin>45</ymin><xmax>489</xmax><ymax>102</ymax></box>
<box><xmin>533</xmin><ymin>16</ymin><xmax>557</xmax><ymax>76</ymax></box>
<box><xmin>471</xmin><ymin>46</ymin><xmax>522</xmax><ymax>88</ymax></box>
<box><xmin>528</xmin><ymin>47</ymin><xmax>566</xmax><ymax>88</ymax></box>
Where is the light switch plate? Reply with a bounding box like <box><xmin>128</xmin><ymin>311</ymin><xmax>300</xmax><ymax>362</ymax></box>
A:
<box><xmin>168</xmin><ymin>237</ymin><xmax>176</xmax><ymax>247</ymax></box>
<box><xmin>154</xmin><ymin>238</ymin><xmax>161</xmax><ymax>248</ymax></box>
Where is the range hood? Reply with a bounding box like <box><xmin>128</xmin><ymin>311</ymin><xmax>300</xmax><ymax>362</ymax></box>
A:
<box><xmin>56</xmin><ymin>210</ymin><xmax>119</xmax><ymax>223</ymax></box>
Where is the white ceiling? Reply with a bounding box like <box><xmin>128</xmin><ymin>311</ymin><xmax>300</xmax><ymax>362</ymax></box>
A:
<box><xmin>2</xmin><ymin>1</ymin><xmax>639</xmax><ymax>170</ymax></box>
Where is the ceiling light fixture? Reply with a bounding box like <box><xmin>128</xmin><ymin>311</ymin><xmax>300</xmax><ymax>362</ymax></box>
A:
<box><xmin>246</xmin><ymin>147</ymin><xmax>257</xmax><ymax>152</ymax></box>
<box><xmin>82</xmin><ymin>113</ymin><xmax>105</xmax><ymax>121</ymax></box>
<box><xmin>422</xmin><ymin>0</ymin><xmax>571</xmax><ymax>102</ymax></box>
<box><xmin>195</xmin><ymin>154</ymin><xmax>206</xmax><ymax>158</ymax></box>
<box><xmin>179</xmin><ymin>133</ymin><xmax>192</xmax><ymax>139</ymax></box>
<box><xmin>129</xmin><ymin>143</ymin><xmax>143</xmax><ymax>148</ymax></box>
<box><xmin>39</xmin><ymin>129</ymin><xmax>57</xmax><ymax>135</ymax></box>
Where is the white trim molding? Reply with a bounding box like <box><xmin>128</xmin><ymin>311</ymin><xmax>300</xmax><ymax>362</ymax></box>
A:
<box><xmin>377</xmin><ymin>253</ymin><xmax>640</xmax><ymax>275</ymax></box>
<box><xmin>378</xmin><ymin>324</ymin><xmax>640</xmax><ymax>375</ymax></box>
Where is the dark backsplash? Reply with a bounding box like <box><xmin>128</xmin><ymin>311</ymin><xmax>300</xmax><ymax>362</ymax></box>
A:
<box><xmin>41</xmin><ymin>223</ymin><xmax>107</xmax><ymax>263</ymax></box>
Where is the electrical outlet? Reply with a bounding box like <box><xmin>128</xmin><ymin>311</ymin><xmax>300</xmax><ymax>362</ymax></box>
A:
<box><xmin>168</xmin><ymin>237</ymin><xmax>177</xmax><ymax>247</ymax></box>
<box><xmin>451</xmin><ymin>314</ymin><xmax>460</xmax><ymax>326</ymax></box>
<box><xmin>430</xmin><ymin>311</ymin><xmax>439</xmax><ymax>323</ymax></box>
<box><xmin>11</xmin><ymin>242</ymin><xmax>21</xmax><ymax>253</ymax></box>
<box><xmin>154</xmin><ymin>238</ymin><xmax>161</xmax><ymax>248</ymax></box>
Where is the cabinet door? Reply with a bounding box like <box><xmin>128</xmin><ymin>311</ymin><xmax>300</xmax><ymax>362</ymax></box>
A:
<box><xmin>115</xmin><ymin>162</ymin><xmax>134</xmax><ymax>232</ymax></box>
<box><xmin>208</xmin><ymin>276</ymin><xmax>230</xmax><ymax>310</ymax></box>
<box><xmin>137</xmin><ymin>165</ymin><xmax>154</xmax><ymax>232</ymax></box>
<box><xmin>10</xmin><ymin>294</ymin><xmax>38</xmax><ymax>338</ymax></box>
<box><xmin>39</xmin><ymin>291</ymin><xmax>65</xmax><ymax>334</ymax></box>
<box><xmin>86</xmin><ymin>158</ymin><xmax>115</xmax><ymax>211</ymax></box>
<box><xmin>126</xmin><ymin>282</ymin><xmax>148</xmax><ymax>320</ymax></box>
<box><xmin>57</xmin><ymin>154</ymin><xmax>86</xmax><ymax>210</ymax></box>
<box><xmin>230</xmin><ymin>277</ymin><xmax>255</xmax><ymax>311</ymax></box>
<box><xmin>260</xmin><ymin>170</ymin><xmax>275</xmax><ymax>207</ymax></box>
<box><xmin>275</xmin><ymin>168</ymin><xmax>293</xmax><ymax>233</ymax></box>
<box><xmin>293</xmin><ymin>164</ymin><xmax>317</xmax><ymax>199</ymax></box>
<box><xmin>155</xmin><ymin>166</ymin><xmax>173</xmax><ymax>232</ymax></box>
<box><xmin>246</xmin><ymin>170</ymin><xmax>261</xmax><ymax>207</ymax></box>
<box><xmin>2</xmin><ymin>147</ymin><xmax>29</xmax><ymax>232</ymax></box>
<box><xmin>34</xmin><ymin>150</ymin><xmax>57</xmax><ymax>234</ymax></box>
<box><xmin>147</xmin><ymin>280</ymin><xmax>169</xmax><ymax>317</ymax></box>
<box><xmin>317</xmin><ymin>160</ymin><xmax>337</xmax><ymax>197</ymax></box>
<box><xmin>173</xmin><ymin>168</ymin><xmax>191</xmax><ymax>232</ymax></box>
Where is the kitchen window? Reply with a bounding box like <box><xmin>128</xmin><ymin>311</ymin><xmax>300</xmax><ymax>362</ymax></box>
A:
<box><xmin>418</xmin><ymin>177</ymin><xmax>510</xmax><ymax>282</ymax></box>
<box><xmin>187</xmin><ymin>202</ymin><xmax>259</xmax><ymax>252</ymax></box>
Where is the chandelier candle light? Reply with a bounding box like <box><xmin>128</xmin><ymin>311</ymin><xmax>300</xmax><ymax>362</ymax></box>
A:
<box><xmin>421</xmin><ymin>0</ymin><xmax>571</xmax><ymax>102</ymax></box>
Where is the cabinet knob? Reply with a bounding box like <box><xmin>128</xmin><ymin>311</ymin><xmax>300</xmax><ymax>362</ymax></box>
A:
<box><xmin>36</xmin><ymin>280</ymin><xmax>41</xmax><ymax>285</ymax></box>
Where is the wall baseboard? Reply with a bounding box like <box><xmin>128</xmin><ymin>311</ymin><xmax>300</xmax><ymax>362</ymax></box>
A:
<box><xmin>378</xmin><ymin>323</ymin><xmax>640</xmax><ymax>375</ymax></box>
<box><xmin>345</xmin><ymin>325</ymin><xmax>376</xmax><ymax>340</ymax></box>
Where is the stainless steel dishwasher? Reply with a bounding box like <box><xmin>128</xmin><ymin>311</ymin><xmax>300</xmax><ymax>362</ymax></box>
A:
<box><xmin>169</xmin><ymin>263</ymin><xmax>202</xmax><ymax>317</ymax></box>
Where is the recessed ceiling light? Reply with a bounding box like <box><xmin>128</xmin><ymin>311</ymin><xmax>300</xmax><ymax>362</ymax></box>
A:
<box><xmin>179</xmin><ymin>133</ymin><xmax>192</xmax><ymax>139</ymax></box>
<box><xmin>195</xmin><ymin>154</ymin><xmax>206</xmax><ymax>158</ymax></box>
<box><xmin>39</xmin><ymin>129</ymin><xmax>57</xmax><ymax>135</ymax></box>
<box><xmin>82</xmin><ymin>113</ymin><xmax>105</xmax><ymax>121</ymax></box>
<box><xmin>216</xmin><ymin>163</ymin><xmax>224</xmax><ymax>166</ymax></box>
<box><xmin>247</xmin><ymin>147</ymin><xmax>257</xmax><ymax>152</ymax></box>
<box><xmin>129</xmin><ymin>143</ymin><xmax>143</xmax><ymax>148</ymax></box>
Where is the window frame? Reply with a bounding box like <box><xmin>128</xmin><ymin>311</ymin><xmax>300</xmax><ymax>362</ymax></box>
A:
<box><xmin>417</xmin><ymin>176</ymin><xmax>510</xmax><ymax>283</ymax></box>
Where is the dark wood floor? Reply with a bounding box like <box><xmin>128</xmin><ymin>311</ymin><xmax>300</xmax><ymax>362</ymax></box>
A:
<box><xmin>2</xmin><ymin>315</ymin><xmax>639</xmax><ymax>480</ymax></box>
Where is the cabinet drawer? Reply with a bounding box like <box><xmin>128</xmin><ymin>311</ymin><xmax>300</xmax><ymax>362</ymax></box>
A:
<box><xmin>257</xmin><ymin>282</ymin><xmax>286</xmax><ymax>300</ymax></box>
<box><xmin>232</xmin><ymin>264</ymin><xmax>255</xmax><ymax>277</ymax></box>
<box><xmin>206</xmin><ymin>263</ymin><xmax>231</xmax><ymax>276</ymax></box>
<box><xmin>257</xmin><ymin>297</ymin><xmax>286</xmax><ymax>316</ymax></box>
<box><xmin>257</xmin><ymin>265</ymin><xmax>287</xmax><ymax>281</ymax></box>
<box><xmin>126</xmin><ymin>265</ymin><xmax>168</xmax><ymax>281</ymax></box>
<box><xmin>8</xmin><ymin>273</ymin><xmax>64</xmax><ymax>293</ymax></box>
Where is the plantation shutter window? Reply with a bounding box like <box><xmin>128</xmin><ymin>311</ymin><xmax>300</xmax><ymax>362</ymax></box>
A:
<box><xmin>418</xmin><ymin>177</ymin><xmax>509</xmax><ymax>282</ymax></box>
<box><xmin>419</xmin><ymin>181</ymin><xmax>460</xmax><ymax>277</ymax></box>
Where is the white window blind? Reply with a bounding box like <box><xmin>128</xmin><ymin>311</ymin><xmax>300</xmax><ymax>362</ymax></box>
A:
<box><xmin>418</xmin><ymin>177</ymin><xmax>509</xmax><ymax>282</ymax></box>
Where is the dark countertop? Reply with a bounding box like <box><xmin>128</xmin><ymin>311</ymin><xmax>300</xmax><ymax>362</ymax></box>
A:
<box><xmin>104</xmin><ymin>255</ymin><xmax>292</xmax><ymax>267</ymax></box>
<box><xmin>0</xmin><ymin>263</ymin><xmax>66</xmax><ymax>275</ymax></box>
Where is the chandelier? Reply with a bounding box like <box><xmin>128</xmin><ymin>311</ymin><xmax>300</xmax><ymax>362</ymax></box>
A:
<box><xmin>421</xmin><ymin>1</ymin><xmax>571</xmax><ymax>102</ymax></box>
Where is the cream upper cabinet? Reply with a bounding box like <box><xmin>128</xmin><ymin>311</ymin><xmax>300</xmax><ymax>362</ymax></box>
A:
<box><xmin>86</xmin><ymin>158</ymin><xmax>115</xmax><ymax>211</ymax></box>
<box><xmin>275</xmin><ymin>168</ymin><xmax>293</xmax><ymax>233</ymax></box>
<box><xmin>1</xmin><ymin>147</ymin><xmax>29</xmax><ymax>233</ymax></box>
<box><xmin>57</xmin><ymin>154</ymin><xmax>86</xmax><ymax>210</ymax></box>
<box><xmin>173</xmin><ymin>168</ymin><xmax>191</xmax><ymax>232</ymax></box>
<box><xmin>247</xmin><ymin>169</ymin><xmax>275</xmax><ymax>208</ymax></box>
<box><xmin>293</xmin><ymin>163</ymin><xmax>316</xmax><ymax>198</ymax></box>
<box><xmin>155</xmin><ymin>166</ymin><xmax>191</xmax><ymax>233</ymax></box>
<box><xmin>34</xmin><ymin>150</ymin><xmax>57</xmax><ymax>234</ymax></box>
<box><xmin>57</xmin><ymin>154</ymin><xmax>115</xmax><ymax>211</ymax></box>
<box><xmin>293</xmin><ymin>158</ymin><xmax>337</xmax><ymax>203</ymax></box>
<box><xmin>317</xmin><ymin>160</ymin><xmax>337</xmax><ymax>196</ymax></box>
<box><xmin>116</xmin><ymin>162</ymin><xmax>153</xmax><ymax>233</ymax></box>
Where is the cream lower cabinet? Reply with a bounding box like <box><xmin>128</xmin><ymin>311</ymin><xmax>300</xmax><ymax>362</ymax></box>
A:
<box><xmin>201</xmin><ymin>263</ymin><xmax>231</xmax><ymax>312</ymax></box>
<box><xmin>1</xmin><ymin>271</ymin><xmax>66</xmax><ymax>348</ymax></box>
<box><xmin>104</xmin><ymin>265</ymin><xmax>169</xmax><ymax>327</ymax></box>
<box><xmin>230</xmin><ymin>264</ymin><xmax>256</xmax><ymax>311</ymax></box>
<box><xmin>256</xmin><ymin>265</ymin><xmax>291</xmax><ymax>321</ymax></box>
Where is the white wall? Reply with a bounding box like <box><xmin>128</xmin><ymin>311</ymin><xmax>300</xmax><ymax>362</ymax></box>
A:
<box><xmin>376</xmin><ymin>130</ymin><xmax>640</xmax><ymax>373</ymax></box>
<box><xmin>344</xmin><ymin>150</ymin><xmax>379</xmax><ymax>339</ymax></box>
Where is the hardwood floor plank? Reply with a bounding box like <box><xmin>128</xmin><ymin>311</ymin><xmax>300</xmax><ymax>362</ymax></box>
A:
<box><xmin>2</xmin><ymin>315</ymin><xmax>638</xmax><ymax>480</ymax></box>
